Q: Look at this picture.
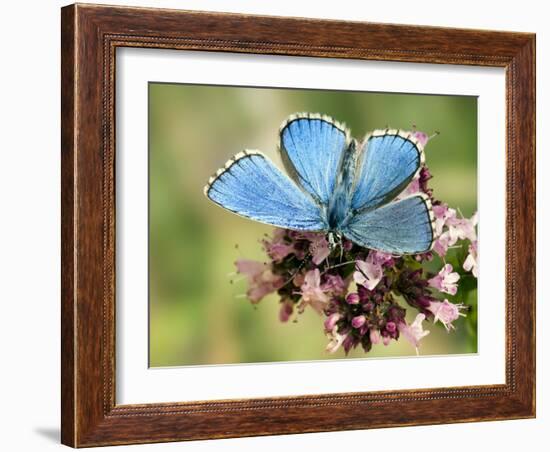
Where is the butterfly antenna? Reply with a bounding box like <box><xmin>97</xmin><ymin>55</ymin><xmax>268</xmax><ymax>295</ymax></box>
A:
<box><xmin>321</xmin><ymin>260</ymin><xmax>356</xmax><ymax>276</ymax></box>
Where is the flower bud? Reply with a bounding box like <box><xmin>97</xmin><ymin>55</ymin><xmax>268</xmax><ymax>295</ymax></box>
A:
<box><xmin>346</xmin><ymin>293</ymin><xmax>360</xmax><ymax>304</ymax></box>
<box><xmin>351</xmin><ymin>315</ymin><xmax>366</xmax><ymax>329</ymax></box>
<box><xmin>324</xmin><ymin>313</ymin><xmax>341</xmax><ymax>331</ymax></box>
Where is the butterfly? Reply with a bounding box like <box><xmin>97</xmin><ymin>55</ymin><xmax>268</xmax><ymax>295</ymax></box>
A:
<box><xmin>204</xmin><ymin>113</ymin><xmax>435</xmax><ymax>255</ymax></box>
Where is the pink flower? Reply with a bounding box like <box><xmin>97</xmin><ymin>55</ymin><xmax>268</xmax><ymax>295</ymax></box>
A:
<box><xmin>279</xmin><ymin>299</ymin><xmax>294</xmax><ymax>323</ymax></box>
<box><xmin>299</xmin><ymin>269</ymin><xmax>330</xmax><ymax>313</ymax></box>
<box><xmin>310</xmin><ymin>234</ymin><xmax>331</xmax><ymax>265</ymax></box>
<box><xmin>325</xmin><ymin>313</ymin><xmax>348</xmax><ymax>353</ymax></box>
<box><xmin>427</xmin><ymin>299</ymin><xmax>466</xmax><ymax>331</ymax></box>
<box><xmin>370</xmin><ymin>250</ymin><xmax>394</xmax><ymax>266</ymax></box>
<box><xmin>399</xmin><ymin>163</ymin><xmax>433</xmax><ymax>199</ymax></box>
<box><xmin>235</xmin><ymin>259</ymin><xmax>284</xmax><ymax>303</ymax></box>
<box><xmin>351</xmin><ymin>315</ymin><xmax>366</xmax><ymax>329</ymax></box>
<box><xmin>400</xmin><ymin>175</ymin><xmax>421</xmax><ymax>197</ymax></box>
<box><xmin>263</xmin><ymin>229</ymin><xmax>295</xmax><ymax>262</ymax></box>
<box><xmin>346</xmin><ymin>292</ymin><xmax>360</xmax><ymax>304</ymax></box>
<box><xmin>353</xmin><ymin>253</ymin><xmax>384</xmax><ymax>290</ymax></box>
<box><xmin>432</xmin><ymin>207</ymin><xmax>477</xmax><ymax>256</ymax></box>
<box><xmin>267</xmin><ymin>242</ymin><xmax>294</xmax><ymax>262</ymax></box>
<box><xmin>447</xmin><ymin>211</ymin><xmax>478</xmax><ymax>243</ymax></box>
<box><xmin>428</xmin><ymin>263</ymin><xmax>460</xmax><ymax>295</ymax></box>
<box><xmin>322</xmin><ymin>274</ymin><xmax>347</xmax><ymax>297</ymax></box>
<box><xmin>412</xmin><ymin>130</ymin><xmax>430</xmax><ymax>147</ymax></box>
<box><xmin>369</xmin><ymin>329</ymin><xmax>381</xmax><ymax>345</ymax></box>
<box><xmin>325</xmin><ymin>327</ymin><xmax>346</xmax><ymax>353</ymax></box>
<box><xmin>433</xmin><ymin>204</ymin><xmax>456</xmax><ymax>236</ymax></box>
<box><xmin>324</xmin><ymin>313</ymin><xmax>341</xmax><ymax>331</ymax></box>
<box><xmin>463</xmin><ymin>240</ymin><xmax>478</xmax><ymax>278</ymax></box>
<box><xmin>398</xmin><ymin>314</ymin><xmax>430</xmax><ymax>354</ymax></box>
<box><xmin>297</xmin><ymin>231</ymin><xmax>331</xmax><ymax>265</ymax></box>
<box><xmin>432</xmin><ymin>231</ymin><xmax>452</xmax><ymax>257</ymax></box>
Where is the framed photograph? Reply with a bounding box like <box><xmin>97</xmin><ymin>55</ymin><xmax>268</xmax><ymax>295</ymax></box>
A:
<box><xmin>61</xmin><ymin>3</ymin><xmax>536</xmax><ymax>447</ymax></box>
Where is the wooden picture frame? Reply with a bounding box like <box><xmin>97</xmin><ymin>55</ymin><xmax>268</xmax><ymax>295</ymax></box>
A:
<box><xmin>61</xmin><ymin>3</ymin><xmax>536</xmax><ymax>447</ymax></box>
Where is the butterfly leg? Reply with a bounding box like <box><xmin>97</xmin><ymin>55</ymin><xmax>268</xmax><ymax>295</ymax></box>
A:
<box><xmin>280</xmin><ymin>251</ymin><xmax>312</xmax><ymax>288</ymax></box>
<box><xmin>328</xmin><ymin>231</ymin><xmax>344</xmax><ymax>262</ymax></box>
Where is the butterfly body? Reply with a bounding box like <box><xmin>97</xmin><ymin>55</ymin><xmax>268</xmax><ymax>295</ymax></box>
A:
<box><xmin>205</xmin><ymin>113</ymin><xmax>435</xmax><ymax>255</ymax></box>
<box><xmin>325</xmin><ymin>139</ymin><xmax>358</xmax><ymax>231</ymax></box>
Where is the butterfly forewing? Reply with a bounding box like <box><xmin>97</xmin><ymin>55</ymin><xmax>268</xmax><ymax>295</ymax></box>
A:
<box><xmin>204</xmin><ymin>150</ymin><xmax>326</xmax><ymax>231</ymax></box>
<box><xmin>279</xmin><ymin>113</ymin><xmax>350</xmax><ymax>206</ymax></box>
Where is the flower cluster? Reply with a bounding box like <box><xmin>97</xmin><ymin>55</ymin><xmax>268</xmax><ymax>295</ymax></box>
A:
<box><xmin>234</xmin><ymin>131</ymin><xmax>477</xmax><ymax>355</ymax></box>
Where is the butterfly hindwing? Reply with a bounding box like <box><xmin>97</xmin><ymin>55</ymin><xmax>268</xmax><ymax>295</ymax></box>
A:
<box><xmin>279</xmin><ymin>113</ymin><xmax>350</xmax><ymax>205</ymax></box>
<box><xmin>341</xmin><ymin>194</ymin><xmax>435</xmax><ymax>254</ymax></box>
<box><xmin>205</xmin><ymin>150</ymin><xmax>326</xmax><ymax>231</ymax></box>
<box><xmin>351</xmin><ymin>130</ymin><xmax>424</xmax><ymax>212</ymax></box>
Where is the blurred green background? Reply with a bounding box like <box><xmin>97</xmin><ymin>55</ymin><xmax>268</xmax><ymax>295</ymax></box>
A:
<box><xmin>148</xmin><ymin>82</ymin><xmax>477</xmax><ymax>367</ymax></box>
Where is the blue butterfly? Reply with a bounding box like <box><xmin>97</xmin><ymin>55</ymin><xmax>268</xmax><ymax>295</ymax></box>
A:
<box><xmin>204</xmin><ymin>113</ymin><xmax>435</xmax><ymax>255</ymax></box>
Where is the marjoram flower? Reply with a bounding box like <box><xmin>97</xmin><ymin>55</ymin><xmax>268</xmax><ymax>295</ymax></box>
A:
<box><xmin>398</xmin><ymin>314</ymin><xmax>430</xmax><ymax>354</ymax></box>
<box><xmin>463</xmin><ymin>240</ymin><xmax>478</xmax><ymax>278</ymax></box>
<box><xmin>235</xmin><ymin>259</ymin><xmax>284</xmax><ymax>303</ymax></box>
<box><xmin>427</xmin><ymin>299</ymin><xmax>467</xmax><ymax>331</ymax></box>
<box><xmin>325</xmin><ymin>326</ymin><xmax>347</xmax><ymax>353</ymax></box>
<box><xmin>353</xmin><ymin>250</ymin><xmax>392</xmax><ymax>290</ymax></box>
<box><xmin>235</xmin><ymin>130</ymin><xmax>474</xmax><ymax>357</ymax></box>
<box><xmin>263</xmin><ymin>228</ymin><xmax>295</xmax><ymax>262</ymax></box>
<box><xmin>299</xmin><ymin>269</ymin><xmax>330</xmax><ymax>314</ymax></box>
<box><xmin>428</xmin><ymin>263</ymin><xmax>460</xmax><ymax>295</ymax></box>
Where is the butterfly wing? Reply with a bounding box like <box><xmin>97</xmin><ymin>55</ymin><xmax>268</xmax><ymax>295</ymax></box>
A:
<box><xmin>279</xmin><ymin>113</ymin><xmax>350</xmax><ymax>205</ymax></box>
<box><xmin>204</xmin><ymin>150</ymin><xmax>326</xmax><ymax>231</ymax></box>
<box><xmin>351</xmin><ymin>130</ymin><xmax>424</xmax><ymax>211</ymax></box>
<box><xmin>340</xmin><ymin>194</ymin><xmax>435</xmax><ymax>254</ymax></box>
